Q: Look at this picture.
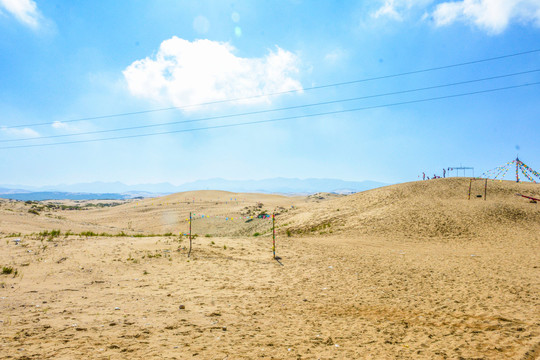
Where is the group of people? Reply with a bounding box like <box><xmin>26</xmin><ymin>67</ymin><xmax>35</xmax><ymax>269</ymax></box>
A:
<box><xmin>422</xmin><ymin>168</ymin><xmax>447</xmax><ymax>180</ymax></box>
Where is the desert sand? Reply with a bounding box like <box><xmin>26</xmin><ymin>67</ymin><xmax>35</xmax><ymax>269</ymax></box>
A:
<box><xmin>0</xmin><ymin>178</ymin><xmax>539</xmax><ymax>359</ymax></box>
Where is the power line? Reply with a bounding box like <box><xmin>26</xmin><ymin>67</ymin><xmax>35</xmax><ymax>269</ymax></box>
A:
<box><xmin>2</xmin><ymin>68</ymin><xmax>539</xmax><ymax>143</ymax></box>
<box><xmin>2</xmin><ymin>48</ymin><xmax>540</xmax><ymax>129</ymax></box>
<box><xmin>1</xmin><ymin>81</ymin><xmax>538</xmax><ymax>150</ymax></box>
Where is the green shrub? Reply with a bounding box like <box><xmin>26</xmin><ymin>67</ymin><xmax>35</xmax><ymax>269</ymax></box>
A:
<box><xmin>2</xmin><ymin>266</ymin><xmax>15</xmax><ymax>275</ymax></box>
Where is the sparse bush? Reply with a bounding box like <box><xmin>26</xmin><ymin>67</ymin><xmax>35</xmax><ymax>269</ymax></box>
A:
<box><xmin>253</xmin><ymin>232</ymin><xmax>260</xmax><ymax>237</ymax></box>
<box><xmin>2</xmin><ymin>266</ymin><xmax>16</xmax><ymax>275</ymax></box>
<box><xmin>205</xmin><ymin>234</ymin><xmax>212</xmax><ymax>238</ymax></box>
<box><xmin>286</xmin><ymin>229</ymin><xmax>292</xmax><ymax>237</ymax></box>
<box><xmin>80</xmin><ymin>231</ymin><xmax>98</xmax><ymax>237</ymax></box>
<box><xmin>28</xmin><ymin>209</ymin><xmax>39</xmax><ymax>215</ymax></box>
<box><xmin>38</xmin><ymin>229</ymin><xmax>61</xmax><ymax>241</ymax></box>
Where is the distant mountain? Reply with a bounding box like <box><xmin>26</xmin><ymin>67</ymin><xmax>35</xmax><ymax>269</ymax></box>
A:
<box><xmin>0</xmin><ymin>192</ymin><xmax>130</xmax><ymax>201</ymax></box>
<box><xmin>0</xmin><ymin>187</ymin><xmax>31</xmax><ymax>194</ymax></box>
<box><xmin>0</xmin><ymin>178</ymin><xmax>388</xmax><ymax>200</ymax></box>
<box><xmin>175</xmin><ymin>178</ymin><xmax>388</xmax><ymax>194</ymax></box>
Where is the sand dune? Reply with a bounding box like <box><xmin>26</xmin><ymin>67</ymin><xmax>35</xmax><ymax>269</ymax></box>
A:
<box><xmin>0</xmin><ymin>179</ymin><xmax>539</xmax><ymax>359</ymax></box>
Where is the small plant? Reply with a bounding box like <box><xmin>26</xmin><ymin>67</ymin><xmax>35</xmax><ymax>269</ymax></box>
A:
<box><xmin>223</xmin><ymin>245</ymin><xmax>227</xmax><ymax>250</ymax></box>
<box><xmin>211</xmin><ymin>241</ymin><xmax>215</xmax><ymax>245</ymax></box>
<box><xmin>28</xmin><ymin>209</ymin><xmax>39</xmax><ymax>215</ymax></box>
<box><xmin>2</xmin><ymin>266</ymin><xmax>16</xmax><ymax>275</ymax></box>
<box><xmin>205</xmin><ymin>234</ymin><xmax>212</xmax><ymax>238</ymax></box>
<box><xmin>286</xmin><ymin>229</ymin><xmax>292</xmax><ymax>237</ymax></box>
<box><xmin>143</xmin><ymin>270</ymin><xmax>149</xmax><ymax>275</ymax></box>
<box><xmin>253</xmin><ymin>232</ymin><xmax>260</xmax><ymax>237</ymax></box>
<box><xmin>80</xmin><ymin>231</ymin><xmax>98</xmax><ymax>237</ymax></box>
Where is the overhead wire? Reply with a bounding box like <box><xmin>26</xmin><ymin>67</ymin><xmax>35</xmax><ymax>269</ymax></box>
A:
<box><xmin>1</xmin><ymin>81</ymin><xmax>538</xmax><ymax>150</ymax></box>
<box><xmin>2</xmin><ymin>48</ymin><xmax>540</xmax><ymax>129</ymax></box>
<box><xmin>2</xmin><ymin>68</ymin><xmax>539</xmax><ymax>143</ymax></box>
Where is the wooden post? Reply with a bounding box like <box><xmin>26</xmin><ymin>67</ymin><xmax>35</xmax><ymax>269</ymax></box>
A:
<box><xmin>272</xmin><ymin>213</ymin><xmax>276</xmax><ymax>259</ymax></box>
<box><xmin>468</xmin><ymin>179</ymin><xmax>472</xmax><ymax>200</ymax></box>
<box><xmin>484</xmin><ymin>178</ymin><xmax>487</xmax><ymax>201</ymax></box>
<box><xmin>188</xmin><ymin>212</ymin><xmax>192</xmax><ymax>257</ymax></box>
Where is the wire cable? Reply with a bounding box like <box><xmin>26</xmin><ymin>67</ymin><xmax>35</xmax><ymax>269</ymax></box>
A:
<box><xmin>2</xmin><ymin>68</ymin><xmax>539</xmax><ymax>143</ymax></box>
<box><xmin>2</xmin><ymin>48</ymin><xmax>539</xmax><ymax>129</ymax></box>
<box><xmin>1</xmin><ymin>81</ymin><xmax>538</xmax><ymax>150</ymax></box>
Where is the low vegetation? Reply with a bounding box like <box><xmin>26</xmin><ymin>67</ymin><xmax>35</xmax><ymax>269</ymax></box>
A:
<box><xmin>2</xmin><ymin>266</ymin><xmax>17</xmax><ymax>276</ymax></box>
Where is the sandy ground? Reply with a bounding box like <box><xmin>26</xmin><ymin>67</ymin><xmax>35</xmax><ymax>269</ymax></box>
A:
<box><xmin>1</xmin><ymin>179</ymin><xmax>539</xmax><ymax>359</ymax></box>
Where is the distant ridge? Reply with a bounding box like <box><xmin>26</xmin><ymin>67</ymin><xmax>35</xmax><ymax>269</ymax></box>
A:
<box><xmin>0</xmin><ymin>178</ymin><xmax>388</xmax><ymax>200</ymax></box>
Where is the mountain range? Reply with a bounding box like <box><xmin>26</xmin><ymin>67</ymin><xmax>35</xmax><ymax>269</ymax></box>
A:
<box><xmin>0</xmin><ymin>178</ymin><xmax>388</xmax><ymax>200</ymax></box>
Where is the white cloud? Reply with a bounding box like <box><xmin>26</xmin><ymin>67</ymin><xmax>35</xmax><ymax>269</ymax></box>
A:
<box><xmin>324</xmin><ymin>48</ymin><xmax>347</xmax><ymax>64</ymax></box>
<box><xmin>0</xmin><ymin>0</ymin><xmax>42</xmax><ymax>29</ymax></box>
<box><xmin>52</xmin><ymin>121</ymin><xmax>68</xmax><ymax>129</ymax></box>
<box><xmin>371</xmin><ymin>0</ymin><xmax>540</xmax><ymax>34</ymax></box>
<box><xmin>432</xmin><ymin>0</ymin><xmax>540</xmax><ymax>34</ymax></box>
<box><xmin>1</xmin><ymin>126</ymin><xmax>39</xmax><ymax>138</ymax></box>
<box><xmin>372</xmin><ymin>0</ymin><xmax>434</xmax><ymax>20</ymax></box>
<box><xmin>123</xmin><ymin>37</ymin><xmax>302</xmax><ymax>109</ymax></box>
<box><xmin>372</xmin><ymin>0</ymin><xmax>403</xmax><ymax>20</ymax></box>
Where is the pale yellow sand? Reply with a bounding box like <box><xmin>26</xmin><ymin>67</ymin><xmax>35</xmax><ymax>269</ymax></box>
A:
<box><xmin>1</xmin><ymin>179</ymin><xmax>539</xmax><ymax>359</ymax></box>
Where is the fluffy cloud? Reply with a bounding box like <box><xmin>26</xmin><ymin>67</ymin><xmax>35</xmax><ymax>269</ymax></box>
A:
<box><xmin>371</xmin><ymin>0</ymin><xmax>540</xmax><ymax>34</ymax></box>
<box><xmin>432</xmin><ymin>0</ymin><xmax>540</xmax><ymax>34</ymax></box>
<box><xmin>0</xmin><ymin>0</ymin><xmax>42</xmax><ymax>29</ymax></box>
<box><xmin>123</xmin><ymin>37</ymin><xmax>302</xmax><ymax>109</ymax></box>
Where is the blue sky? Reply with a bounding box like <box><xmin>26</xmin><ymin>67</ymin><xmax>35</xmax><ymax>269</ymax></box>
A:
<box><xmin>1</xmin><ymin>0</ymin><xmax>539</xmax><ymax>186</ymax></box>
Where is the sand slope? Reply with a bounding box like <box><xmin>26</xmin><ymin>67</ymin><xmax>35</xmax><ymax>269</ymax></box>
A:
<box><xmin>1</xmin><ymin>179</ymin><xmax>539</xmax><ymax>359</ymax></box>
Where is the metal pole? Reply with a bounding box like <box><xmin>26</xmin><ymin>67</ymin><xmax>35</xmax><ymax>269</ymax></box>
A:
<box><xmin>272</xmin><ymin>213</ymin><xmax>276</xmax><ymax>259</ymax></box>
<box><xmin>468</xmin><ymin>179</ymin><xmax>472</xmax><ymax>200</ymax></box>
<box><xmin>188</xmin><ymin>212</ymin><xmax>192</xmax><ymax>257</ymax></box>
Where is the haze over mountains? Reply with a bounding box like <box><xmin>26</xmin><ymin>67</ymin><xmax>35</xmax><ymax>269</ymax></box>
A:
<box><xmin>0</xmin><ymin>178</ymin><xmax>388</xmax><ymax>201</ymax></box>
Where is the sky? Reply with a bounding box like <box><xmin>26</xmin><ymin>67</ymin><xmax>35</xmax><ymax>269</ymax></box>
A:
<box><xmin>1</xmin><ymin>0</ymin><xmax>539</xmax><ymax>187</ymax></box>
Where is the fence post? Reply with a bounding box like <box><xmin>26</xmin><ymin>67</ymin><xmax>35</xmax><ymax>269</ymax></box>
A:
<box><xmin>188</xmin><ymin>212</ymin><xmax>192</xmax><ymax>257</ymax></box>
<box><xmin>468</xmin><ymin>179</ymin><xmax>472</xmax><ymax>200</ymax></box>
<box><xmin>272</xmin><ymin>213</ymin><xmax>276</xmax><ymax>259</ymax></box>
<box><xmin>484</xmin><ymin>178</ymin><xmax>487</xmax><ymax>201</ymax></box>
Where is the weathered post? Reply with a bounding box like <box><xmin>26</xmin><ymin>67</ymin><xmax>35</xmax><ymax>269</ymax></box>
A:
<box><xmin>272</xmin><ymin>213</ymin><xmax>276</xmax><ymax>259</ymax></box>
<box><xmin>188</xmin><ymin>212</ymin><xmax>192</xmax><ymax>257</ymax></box>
